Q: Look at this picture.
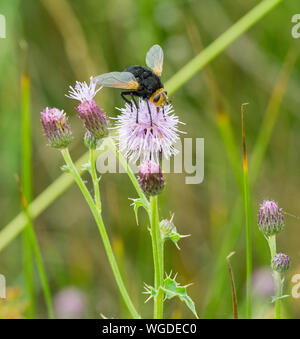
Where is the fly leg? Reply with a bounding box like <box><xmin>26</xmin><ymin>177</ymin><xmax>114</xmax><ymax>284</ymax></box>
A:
<box><xmin>146</xmin><ymin>100</ymin><xmax>153</xmax><ymax>127</ymax></box>
<box><xmin>131</xmin><ymin>95</ymin><xmax>139</xmax><ymax>123</ymax></box>
<box><xmin>162</xmin><ymin>105</ymin><xmax>166</xmax><ymax>120</ymax></box>
<box><xmin>121</xmin><ymin>91</ymin><xmax>140</xmax><ymax>123</ymax></box>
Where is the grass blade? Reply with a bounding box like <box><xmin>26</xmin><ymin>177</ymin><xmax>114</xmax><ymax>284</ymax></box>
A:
<box><xmin>21</xmin><ymin>69</ymin><xmax>35</xmax><ymax>318</ymax></box>
<box><xmin>241</xmin><ymin>103</ymin><xmax>252</xmax><ymax>319</ymax></box>
<box><xmin>226</xmin><ymin>252</ymin><xmax>238</xmax><ymax>319</ymax></box>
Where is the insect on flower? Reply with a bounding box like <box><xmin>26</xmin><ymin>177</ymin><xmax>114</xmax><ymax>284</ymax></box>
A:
<box><xmin>93</xmin><ymin>44</ymin><xmax>169</xmax><ymax>126</ymax></box>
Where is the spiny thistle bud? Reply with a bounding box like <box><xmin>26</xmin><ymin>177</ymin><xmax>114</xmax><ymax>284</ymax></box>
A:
<box><xmin>66</xmin><ymin>78</ymin><xmax>109</xmax><ymax>139</ymax></box>
<box><xmin>159</xmin><ymin>215</ymin><xmax>189</xmax><ymax>249</ymax></box>
<box><xmin>137</xmin><ymin>160</ymin><xmax>165</xmax><ymax>196</ymax></box>
<box><xmin>41</xmin><ymin>107</ymin><xmax>72</xmax><ymax>149</ymax></box>
<box><xmin>160</xmin><ymin>217</ymin><xmax>176</xmax><ymax>240</ymax></box>
<box><xmin>258</xmin><ymin>200</ymin><xmax>284</xmax><ymax>237</ymax></box>
<box><xmin>271</xmin><ymin>253</ymin><xmax>290</xmax><ymax>273</ymax></box>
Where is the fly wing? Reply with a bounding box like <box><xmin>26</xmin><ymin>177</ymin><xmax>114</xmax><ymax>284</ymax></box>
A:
<box><xmin>93</xmin><ymin>72</ymin><xmax>139</xmax><ymax>89</ymax></box>
<box><xmin>145</xmin><ymin>44</ymin><xmax>164</xmax><ymax>77</ymax></box>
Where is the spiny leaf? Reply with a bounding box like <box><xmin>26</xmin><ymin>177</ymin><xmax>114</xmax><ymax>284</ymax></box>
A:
<box><xmin>130</xmin><ymin>198</ymin><xmax>148</xmax><ymax>226</ymax></box>
<box><xmin>162</xmin><ymin>274</ymin><xmax>198</xmax><ymax>318</ymax></box>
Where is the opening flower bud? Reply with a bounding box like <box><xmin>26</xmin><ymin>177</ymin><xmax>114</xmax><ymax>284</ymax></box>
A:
<box><xmin>137</xmin><ymin>160</ymin><xmax>165</xmax><ymax>196</ymax></box>
<box><xmin>41</xmin><ymin>107</ymin><xmax>72</xmax><ymax>149</ymax></box>
<box><xmin>66</xmin><ymin>78</ymin><xmax>109</xmax><ymax>139</ymax></box>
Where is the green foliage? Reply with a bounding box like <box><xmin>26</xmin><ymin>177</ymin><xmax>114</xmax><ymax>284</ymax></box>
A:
<box><xmin>144</xmin><ymin>274</ymin><xmax>198</xmax><ymax>318</ymax></box>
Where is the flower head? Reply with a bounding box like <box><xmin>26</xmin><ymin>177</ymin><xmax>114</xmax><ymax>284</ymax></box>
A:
<box><xmin>41</xmin><ymin>107</ymin><xmax>72</xmax><ymax>148</ymax></box>
<box><xmin>115</xmin><ymin>99</ymin><xmax>183</xmax><ymax>163</ymax></box>
<box><xmin>138</xmin><ymin>160</ymin><xmax>165</xmax><ymax>196</ymax></box>
<box><xmin>66</xmin><ymin>77</ymin><xmax>109</xmax><ymax>140</ymax></box>
<box><xmin>271</xmin><ymin>253</ymin><xmax>290</xmax><ymax>273</ymax></box>
<box><xmin>54</xmin><ymin>287</ymin><xmax>86</xmax><ymax>319</ymax></box>
<box><xmin>258</xmin><ymin>200</ymin><xmax>284</xmax><ymax>237</ymax></box>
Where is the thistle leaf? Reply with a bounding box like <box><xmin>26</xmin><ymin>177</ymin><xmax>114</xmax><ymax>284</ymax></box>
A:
<box><xmin>162</xmin><ymin>275</ymin><xmax>198</xmax><ymax>318</ymax></box>
<box><xmin>130</xmin><ymin>198</ymin><xmax>148</xmax><ymax>226</ymax></box>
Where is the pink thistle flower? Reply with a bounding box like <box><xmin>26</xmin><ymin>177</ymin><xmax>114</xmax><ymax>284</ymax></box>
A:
<box><xmin>41</xmin><ymin>107</ymin><xmax>72</xmax><ymax>149</ymax></box>
<box><xmin>114</xmin><ymin>99</ymin><xmax>183</xmax><ymax>163</ymax></box>
<box><xmin>66</xmin><ymin>77</ymin><xmax>109</xmax><ymax>139</ymax></box>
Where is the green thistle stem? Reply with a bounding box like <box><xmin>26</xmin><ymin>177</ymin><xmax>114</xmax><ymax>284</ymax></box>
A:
<box><xmin>267</xmin><ymin>235</ymin><xmax>282</xmax><ymax>319</ymax></box>
<box><xmin>61</xmin><ymin>148</ymin><xmax>140</xmax><ymax>319</ymax></box>
<box><xmin>149</xmin><ymin>196</ymin><xmax>164</xmax><ymax>319</ymax></box>
<box><xmin>89</xmin><ymin>149</ymin><xmax>102</xmax><ymax>211</ymax></box>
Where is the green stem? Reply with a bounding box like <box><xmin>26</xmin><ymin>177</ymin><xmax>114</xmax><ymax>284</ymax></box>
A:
<box><xmin>61</xmin><ymin>148</ymin><xmax>140</xmax><ymax>319</ymax></box>
<box><xmin>241</xmin><ymin>104</ymin><xmax>252</xmax><ymax>319</ymax></box>
<box><xmin>106</xmin><ymin>138</ymin><xmax>149</xmax><ymax>208</ymax></box>
<box><xmin>243</xmin><ymin>165</ymin><xmax>252</xmax><ymax>318</ymax></box>
<box><xmin>89</xmin><ymin>149</ymin><xmax>102</xmax><ymax>211</ymax></box>
<box><xmin>149</xmin><ymin>196</ymin><xmax>164</xmax><ymax>319</ymax></box>
<box><xmin>21</xmin><ymin>73</ymin><xmax>35</xmax><ymax>318</ymax></box>
<box><xmin>24</xmin><ymin>216</ymin><xmax>55</xmax><ymax>319</ymax></box>
<box><xmin>267</xmin><ymin>235</ymin><xmax>282</xmax><ymax>319</ymax></box>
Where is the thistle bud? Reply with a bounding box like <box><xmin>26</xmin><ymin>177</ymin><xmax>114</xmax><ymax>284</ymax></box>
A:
<box><xmin>84</xmin><ymin>130</ymin><xmax>98</xmax><ymax>150</ymax></box>
<box><xmin>137</xmin><ymin>160</ymin><xmax>165</xmax><ymax>196</ymax></box>
<box><xmin>271</xmin><ymin>253</ymin><xmax>290</xmax><ymax>273</ymax></box>
<box><xmin>258</xmin><ymin>200</ymin><xmax>284</xmax><ymax>237</ymax></box>
<box><xmin>76</xmin><ymin>99</ymin><xmax>109</xmax><ymax>139</ymax></box>
<box><xmin>160</xmin><ymin>218</ymin><xmax>176</xmax><ymax>240</ymax></box>
<box><xmin>66</xmin><ymin>78</ymin><xmax>109</xmax><ymax>139</ymax></box>
<box><xmin>41</xmin><ymin>107</ymin><xmax>72</xmax><ymax>149</ymax></box>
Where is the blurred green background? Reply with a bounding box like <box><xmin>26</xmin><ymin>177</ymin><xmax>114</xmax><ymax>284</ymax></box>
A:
<box><xmin>0</xmin><ymin>0</ymin><xmax>300</xmax><ymax>318</ymax></box>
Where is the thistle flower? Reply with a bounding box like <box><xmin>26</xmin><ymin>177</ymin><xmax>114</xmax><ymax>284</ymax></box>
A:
<box><xmin>138</xmin><ymin>160</ymin><xmax>165</xmax><ymax>196</ymax></box>
<box><xmin>66</xmin><ymin>77</ymin><xmax>109</xmax><ymax>139</ymax></box>
<box><xmin>41</xmin><ymin>107</ymin><xmax>72</xmax><ymax>149</ymax></box>
<box><xmin>258</xmin><ymin>200</ymin><xmax>284</xmax><ymax>237</ymax></box>
<box><xmin>114</xmin><ymin>99</ymin><xmax>183</xmax><ymax>163</ymax></box>
<box><xmin>271</xmin><ymin>253</ymin><xmax>290</xmax><ymax>273</ymax></box>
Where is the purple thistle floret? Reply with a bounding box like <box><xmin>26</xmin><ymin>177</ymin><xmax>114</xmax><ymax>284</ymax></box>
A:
<box><xmin>258</xmin><ymin>200</ymin><xmax>284</xmax><ymax>237</ymax></box>
<box><xmin>41</xmin><ymin>107</ymin><xmax>72</xmax><ymax>149</ymax></box>
<box><xmin>138</xmin><ymin>160</ymin><xmax>165</xmax><ymax>196</ymax></box>
<box><xmin>66</xmin><ymin>77</ymin><xmax>109</xmax><ymax>140</ymax></box>
<box><xmin>271</xmin><ymin>253</ymin><xmax>290</xmax><ymax>273</ymax></box>
<box><xmin>114</xmin><ymin>99</ymin><xmax>183</xmax><ymax>163</ymax></box>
